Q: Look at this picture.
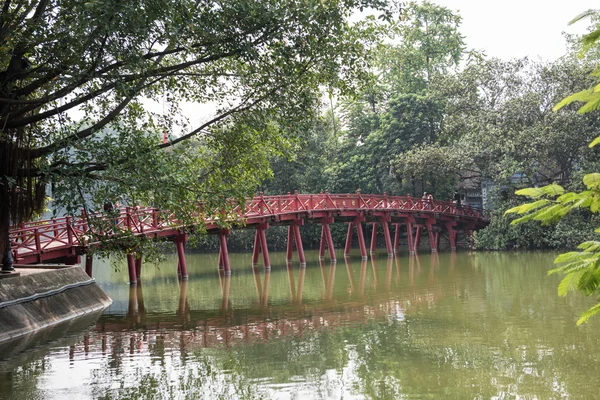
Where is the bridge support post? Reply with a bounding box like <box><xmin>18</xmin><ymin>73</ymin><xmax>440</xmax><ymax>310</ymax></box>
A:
<box><xmin>252</xmin><ymin>223</ymin><xmax>271</xmax><ymax>269</ymax></box>
<box><xmin>286</xmin><ymin>226</ymin><xmax>294</xmax><ymax>262</ymax></box>
<box><xmin>381</xmin><ymin>219</ymin><xmax>393</xmax><ymax>257</ymax></box>
<box><xmin>252</xmin><ymin>230</ymin><xmax>260</xmax><ymax>266</ymax></box>
<box><xmin>319</xmin><ymin>217</ymin><xmax>336</xmax><ymax>262</ymax></box>
<box><xmin>370</xmin><ymin>222</ymin><xmax>378</xmax><ymax>254</ymax></box>
<box><xmin>414</xmin><ymin>226</ymin><xmax>421</xmax><ymax>252</ymax></box>
<box><xmin>135</xmin><ymin>255</ymin><xmax>142</xmax><ymax>280</ymax></box>
<box><xmin>356</xmin><ymin>221</ymin><xmax>367</xmax><ymax>260</ymax></box>
<box><xmin>344</xmin><ymin>223</ymin><xmax>354</xmax><ymax>256</ymax></box>
<box><xmin>85</xmin><ymin>255</ymin><xmax>93</xmax><ymax>277</ymax></box>
<box><xmin>393</xmin><ymin>223</ymin><xmax>401</xmax><ymax>253</ymax></box>
<box><xmin>406</xmin><ymin>222</ymin><xmax>415</xmax><ymax>254</ymax></box>
<box><xmin>425</xmin><ymin>220</ymin><xmax>438</xmax><ymax>252</ymax></box>
<box><xmin>127</xmin><ymin>253</ymin><xmax>136</xmax><ymax>284</ymax></box>
<box><xmin>218</xmin><ymin>230</ymin><xmax>231</xmax><ymax>274</ymax></box>
<box><xmin>176</xmin><ymin>233</ymin><xmax>189</xmax><ymax>279</ymax></box>
<box><xmin>286</xmin><ymin>220</ymin><xmax>306</xmax><ymax>265</ymax></box>
<box><xmin>345</xmin><ymin>215</ymin><xmax>367</xmax><ymax>259</ymax></box>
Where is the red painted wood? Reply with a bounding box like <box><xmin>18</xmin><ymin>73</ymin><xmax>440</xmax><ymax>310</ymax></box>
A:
<box><xmin>344</xmin><ymin>223</ymin><xmax>353</xmax><ymax>256</ymax></box>
<box><xmin>414</xmin><ymin>227</ymin><xmax>421</xmax><ymax>251</ymax></box>
<box><xmin>382</xmin><ymin>221</ymin><xmax>392</xmax><ymax>256</ymax></box>
<box><xmin>259</xmin><ymin>226</ymin><xmax>271</xmax><ymax>269</ymax></box>
<box><xmin>176</xmin><ymin>235</ymin><xmax>188</xmax><ymax>278</ymax></box>
<box><xmin>135</xmin><ymin>256</ymin><xmax>142</xmax><ymax>280</ymax></box>
<box><xmin>370</xmin><ymin>223</ymin><xmax>377</xmax><ymax>254</ymax></box>
<box><xmin>286</xmin><ymin>226</ymin><xmax>293</xmax><ymax>261</ymax></box>
<box><xmin>9</xmin><ymin>193</ymin><xmax>489</xmax><ymax>265</ymax></box>
<box><xmin>393</xmin><ymin>223</ymin><xmax>400</xmax><ymax>253</ymax></box>
<box><xmin>292</xmin><ymin>223</ymin><xmax>306</xmax><ymax>265</ymax></box>
<box><xmin>252</xmin><ymin>230</ymin><xmax>260</xmax><ymax>265</ymax></box>
<box><xmin>127</xmin><ymin>253</ymin><xmax>137</xmax><ymax>284</ymax></box>
<box><xmin>406</xmin><ymin>222</ymin><xmax>415</xmax><ymax>253</ymax></box>
<box><xmin>356</xmin><ymin>222</ymin><xmax>367</xmax><ymax>260</ymax></box>
<box><xmin>218</xmin><ymin>232</ymin><xmax>231</xmax><ymax>274</ymax></box>
<box><xmin>324</xmin><ymin>223</ymin><xmax>336</xmax><ymax>262</ymax></box>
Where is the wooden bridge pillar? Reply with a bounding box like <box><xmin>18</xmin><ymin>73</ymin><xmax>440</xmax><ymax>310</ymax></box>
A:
<box><xmin>176</xmin><ymin>233</ymin><xmax>189</xmax><ymax>279</ymax></box>
<box><xmin>344</xmin><ymin>223</ymin><xmax>354</xmax><ymax>256</ymax></box>
<box><xmin>393</xmin><ymin>223</ymin><xmax>401</xmax><ymax>253</ymax></box>
<box><xmin>135</xmin><ymin>255</ymin><xmax>142</xmax><ymax>280</ymax></box>
<box><xmin>127</xmin><ymin>253</ymin><xmax>137</xmax><ymax>284</ymax></box>
<box><xmin>370</xmin><ymin>222</ymin><xmax>377</xmax><ymax>254</ymax></box>
<box><xmin>319</xmin><ymin>217</ymin><xmax>336</xmax><ymax>262</ymax></box>
<box><xmin>85</xmin><ymin>255</ymin><xmax>93</xmax><ymax>277</ymax></box>
<box><xmin>425</xmin><ymin>220</ymin><xmax>439</xmax><ymax>252</ymax></box>
<box><xmin>406</xmin><ymin>222</ymin><xmax>415</xmax><ymax>254</ymax></box>
<box><xmin>252</xmin><ymin>223</ymin><xmax>271</xmax><ymax>269</ymax></box>
<box><xmin>382</xmin><ymin>219</ymin><xmax>393</xmax><ymax>257</ymax></box>
<box><xmin>414</xmin><ymin>226</ymin><xmax>422</xmax><ymax>252</ymax></box>
<box><xmin>344</xmin><ymin>214</ymin><xmax>367</xmax><ymax>259</ymax></box>
<box><xmin>356</xmin><ymin>221</ymin><xmax>367</xmax><ymax>259</ymax></box>
<box><xmin>218</xmin><ymin>230</ymin><xmax>231</xmax><ymax>274</ymax></box>
<box><xmin>286</xmin><ymin>220</ymin><xmax>306</xmax><ymax>266</ymax></box>
<box><xmin>369</xmin><ymin>217</ymin><xmax>393</xmax><ymax>256</ymax></box>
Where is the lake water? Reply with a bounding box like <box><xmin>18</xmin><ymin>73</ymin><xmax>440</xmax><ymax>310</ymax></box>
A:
<box><xmin>0</xmin><ymin>249</ymin><xmax>599</xmax><ymax>399</ymax></box>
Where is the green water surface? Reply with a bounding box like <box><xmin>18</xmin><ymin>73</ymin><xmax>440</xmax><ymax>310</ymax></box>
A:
<box><xmin>0</xmin><ymin>249</ymin><xmax>599</xmax><ymax>399</ymax></box>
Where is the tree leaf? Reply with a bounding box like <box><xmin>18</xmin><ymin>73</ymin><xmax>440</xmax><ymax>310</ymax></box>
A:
<box><xmin>589</xmin><ymin>136</ymin><xmax>600</xmax><ymax>148</ymax></box>
<box><xmin>514</xmin><ymin>187</ymin><xmax>545</xmax><ymax>199</ymax></box>
<box><xmin>557</xmin><ymin>270</ymin><xmax>584</xmax><ymax>297</ymax></box>
<box><xmin>504</xmin><ymin>199</ymin><xmax>550</xmax><ymax>216</ymax></box>
<box><xmin>554</xmin><ymin>251</ymin><xmax>584</xmax><ymax>264</ymax></box>
<box><xmin>540</xmin><ymin>184</ymin><xmax>564</xmax><ymax>197</ymax></box>
<box><xmin>583</xmin><ymin>173</ymin><xmax>600</xmax><ymax>189</ymax></box>
<box><xmin>553</xmin><ymin>89</ymin><xmax>595</xmax><ymax>111</ymax></box>
<box><xmin>577</xmin><ymin>302</ymin><xmax>600</xmax><ymax>325</ymax></box>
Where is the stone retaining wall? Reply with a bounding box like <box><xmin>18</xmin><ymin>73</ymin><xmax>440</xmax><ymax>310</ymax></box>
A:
<box><xmin>0</xmin><ymin>267</ymin><xmax>112</xmax><ymax>343</ymax></box>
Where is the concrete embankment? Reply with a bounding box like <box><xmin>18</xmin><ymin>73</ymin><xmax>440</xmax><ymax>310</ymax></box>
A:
<box><xmin>0</xmin><ymin>266</ymin><xmax>112</xmax><ymax>343</ymax></box>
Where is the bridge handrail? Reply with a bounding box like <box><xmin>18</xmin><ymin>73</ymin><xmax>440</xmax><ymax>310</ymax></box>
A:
<box><xmin>9</xmin><ymin>193</ymin><xmax>489</xmax><ymax>257</ymax></box>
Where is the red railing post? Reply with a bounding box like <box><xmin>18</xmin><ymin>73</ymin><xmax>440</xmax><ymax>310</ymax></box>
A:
<box><xmin>259</xmin><ymin>192</ymin><xmax>264</xmax><ymax>215</ymax></box>
<box><xmin>125</xmin><ymin>207</ymin><xmax>132</xmax><ymax>231</ymax></box>
<box><xmin>81</xmin><ymin>209</ymin><xmax>88</xmax><ymax>232</ymax></box>
<box><xmin>152</xmin><ymin>209</ymin><xmax>158</xmax><ymax>229</ymax></box>
<box><xmin>34</xmin><ymin>228</ymin><xmax>42</xmax><ymax>263</ymax></box>
<box><xmin>66</xmin><ymin>216</ymin><xmax>73</xmax><ymax>245</ymax></box>
<box><xmin>52</xmin><ymin>218</ymin><xmax>58</xmax><ymax>238</ymax></box>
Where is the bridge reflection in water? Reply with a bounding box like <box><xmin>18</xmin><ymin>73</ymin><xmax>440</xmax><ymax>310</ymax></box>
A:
<box><xmin>7</xmin><ymin>251</ymin><xmax>597</xmax><ymax>400</ymax></box>
<box><xmin>89</xmin><ymin>253</ymin><xmax>454</xmax><ymax>356</ymax></box>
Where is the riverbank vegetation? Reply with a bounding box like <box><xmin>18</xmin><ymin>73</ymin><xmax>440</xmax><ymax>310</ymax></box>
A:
<box><xmin>3</xmin><ymin>1</ymin><xmax>600</xmax><ymax>258</ymax></box>
<box><xmin>242</xmin><ymin>3</ymin><xmax>600</xmax><ymax>253</ymax></box>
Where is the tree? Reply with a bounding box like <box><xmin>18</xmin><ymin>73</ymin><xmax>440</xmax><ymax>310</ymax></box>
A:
<box><xmin>325</xmin><ymin>0</ymin><xmax>465</xmax><ymax>197</ymax></box>
<box><xmin>378</xmin><ymin>0</ymin><xmax>464</xmax><ymax>94</ymax></box>
<box><xmin>0</xmin><ymin>0</ymin><xmax>397</xmax><ymax>259</ymax></box>
<box><xmin>505</xmin><ymin>10</ymin><xmax>600</xmax><ymax>324</ymax></box>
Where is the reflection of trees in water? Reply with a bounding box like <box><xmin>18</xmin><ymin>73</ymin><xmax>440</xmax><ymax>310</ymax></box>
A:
<box><xmin>6</xmin><ymin>252</ymin><xmax>600</xmax><ymax>399</ymax></box>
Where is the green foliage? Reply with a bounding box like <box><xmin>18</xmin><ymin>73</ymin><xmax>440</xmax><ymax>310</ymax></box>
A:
<box><xmin>475</xmin><ymin>198</ymin><xmax>599</xmax><ymax>251</ymax></box>
<box><xmin>0</xmin><ymin>0</ymin><xmax>398</xmax><ymax>256</ymax></box>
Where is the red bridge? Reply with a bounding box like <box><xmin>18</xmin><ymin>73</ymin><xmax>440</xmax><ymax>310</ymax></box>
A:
<box><xmin>9</xmin><ymin>191</ymin><xmax>489</xmax><ymax>283</ymax></box>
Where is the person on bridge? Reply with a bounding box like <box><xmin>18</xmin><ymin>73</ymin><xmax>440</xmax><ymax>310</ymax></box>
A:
<box><xmin>423</xmin><ymin>192</ymin><xmax>433</xmax><ymax>210</ymax></box>
<box><xmin>453</xmin><ymin>191</ymin><xmax>461</xmax><ymax>207</ymax></box>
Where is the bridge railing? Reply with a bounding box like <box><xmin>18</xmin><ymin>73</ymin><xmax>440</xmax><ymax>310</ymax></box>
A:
<box><xmin>9</xmin><ymin>192</ymin><xmax>489</xmax><ymax>259</ymax></box>
<box><xmin>241</xmin><ymin>193</ymin><xmax>489</xmax><ymax>220</ymax></box>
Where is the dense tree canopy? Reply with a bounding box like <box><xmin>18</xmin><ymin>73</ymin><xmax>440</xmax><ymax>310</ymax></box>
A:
<box><xmin>0</xmin><ymin>0</ymin><xmax>397</xmax><ymax>256</ymax></box>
